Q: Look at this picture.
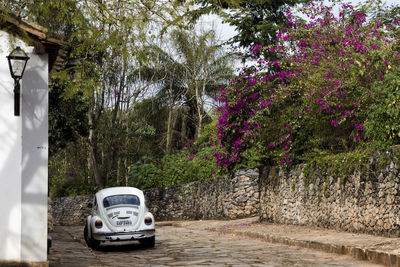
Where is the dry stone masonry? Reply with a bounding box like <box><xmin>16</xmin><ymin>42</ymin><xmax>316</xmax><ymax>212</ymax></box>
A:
<box><xmin>51</xmin><ymin>148</ymin><xmax>400</xmax><ymax>237</ymax></box>
<box><xmin>259</xmin><ymin>147</ymin><xmax>400</xmax><ymax>237</ymax></box>
<box><xmin>51</xmin><ymin>195</ymin><xmax>93</xmax><ymax>226</ymax></box>
<box><xmin>50</xmin><ymin>169</ymin><xmax>259</xmax><ymax>225</ymax></box>
<box><xmin>145</xmin><ymin>169</ymin><xmax>259</xmax><ymax>221</ymax></box>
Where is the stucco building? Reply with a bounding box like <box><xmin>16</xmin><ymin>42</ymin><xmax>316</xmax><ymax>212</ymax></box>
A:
<box><xmin>0</xmin><ymin>14</ymin><xmax>65</xmax><ymax>266</ymax></box>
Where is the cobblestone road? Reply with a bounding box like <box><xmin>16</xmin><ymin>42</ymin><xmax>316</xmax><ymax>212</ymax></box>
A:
<box><xmin>48</xmin><ymin>224</ymin><xmax>382</xmax><ymax>267</ymax></box>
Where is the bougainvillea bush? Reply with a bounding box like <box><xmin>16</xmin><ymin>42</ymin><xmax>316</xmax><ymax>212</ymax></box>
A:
<box><xmin>215</xmin><ymin>0</ymin><xmax>400</xmax><ymax>169</ymax></box>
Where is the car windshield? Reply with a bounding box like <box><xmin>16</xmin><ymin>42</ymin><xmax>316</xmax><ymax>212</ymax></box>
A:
<box><xmin>103</xmin><ymin>194</ymin><xmax>140</xmax><ymax>208</ymax></box>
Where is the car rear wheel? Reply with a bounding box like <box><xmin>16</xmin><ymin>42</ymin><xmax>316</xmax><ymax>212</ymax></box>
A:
<box><xmin>84</xmin><ymin>224</ymin><xmax>100</xmax><ymax>250</ymax></box>
<box><xmin>140</xmin><ymin>236</ymin><xmax>155</xmax><ymax>248</ymax></box>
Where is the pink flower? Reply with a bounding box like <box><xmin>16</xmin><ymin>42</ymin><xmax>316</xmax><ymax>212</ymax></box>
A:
<box><xmin>283</xmin><ymin>35</ymin><xmax>292</xmax><ymax>41</ymax></box>
<box><xmin>284</xmin><ymin>142</ymin><xmax>290</xmax><ymax>151</ymax></box>
<box><xmin>277</xmin><ymin>30</ymin><xmax>286</xmax><ymax>41</ymax></box>
<box><xmin>354</xmin><ymin>122</ymin><xmax>364</xmax><ymax>131</ymax></box>
<box><xmin>252</xmin><ymin>44</ymin><xmax>263</xmax><ymax>56</ymax></box>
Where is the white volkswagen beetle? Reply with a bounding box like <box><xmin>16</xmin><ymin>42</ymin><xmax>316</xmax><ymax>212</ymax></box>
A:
<box><xmin>84</xmin><ymin>187</ymin><xmax>155</xmax><ymax>249</ymax></box>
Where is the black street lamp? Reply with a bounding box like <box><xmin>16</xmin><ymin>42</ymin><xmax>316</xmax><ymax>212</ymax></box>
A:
<box><xmin>7</xmin><ymin>46</ymin><xmax>30</xmax><ymax>116</ymax></box>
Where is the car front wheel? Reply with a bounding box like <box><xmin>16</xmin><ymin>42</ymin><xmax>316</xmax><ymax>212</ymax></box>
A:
<box><xmin>84</xmin><ymin>224</ymin><xmax>100</xmax><ymax>250</ymax></box>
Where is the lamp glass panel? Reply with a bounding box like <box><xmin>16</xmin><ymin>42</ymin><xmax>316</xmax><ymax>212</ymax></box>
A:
<box><xmin>10</xmin><ymin>58</ymin><xmax>27</xmax><ymax>78</ymax></box>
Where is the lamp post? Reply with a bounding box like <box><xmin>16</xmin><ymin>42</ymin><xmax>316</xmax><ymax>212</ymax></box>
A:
<box><xmin>7</xmin><ymin>46</ymin><xmax>30</xmax><ymax>116</ymax></box>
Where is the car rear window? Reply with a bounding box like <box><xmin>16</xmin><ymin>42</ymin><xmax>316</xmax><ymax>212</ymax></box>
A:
<box><xmin>103</xmin><ymin>194</ymin><xmax>140</xmax><ymax>208</ymax></box>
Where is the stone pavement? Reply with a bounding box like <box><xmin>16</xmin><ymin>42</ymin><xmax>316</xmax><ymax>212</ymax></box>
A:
<box><xmin>49</xmin><ymin>220</ymin><xmax>383</xmax><ymax>266</ymax></box>
<box><xmin>166</xmin><ymin>217</ymin><xmax>400</xmax><ymax>267</ymax></box>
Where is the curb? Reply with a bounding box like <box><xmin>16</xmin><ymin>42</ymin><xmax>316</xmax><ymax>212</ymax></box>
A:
<box><xmin>219</xmin><ymin>228</ymin><xmax>400</xmax><ymax>267</ymax></box>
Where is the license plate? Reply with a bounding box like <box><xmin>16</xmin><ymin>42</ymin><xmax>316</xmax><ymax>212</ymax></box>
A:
<box><xmin>116</xmin><ymin>220</ymin><xmax>132</xmax><ymax>226</ymax></box>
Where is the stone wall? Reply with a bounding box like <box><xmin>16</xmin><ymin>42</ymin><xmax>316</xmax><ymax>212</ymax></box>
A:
<box><xmin>50</xmin><ymin>147</ymin><xmax>400</xmax><ymax>237</ymax></box>
<box><xmin>259</xmin><ymin>147</ymin><xmax>400</xmax><ymax>237</ymax></box>
<box><xmin>51</xmin><ymin>195</ymin><xmax>92</xmax><ymax>226</ymax></box>
<box><xmin>50</xmin><ymin>169</ymin><xmax>259</xmax><ymax>225</ymax></box>
<box><xmin>145</xmin><ymin>169</ymin><xmax>259</xmax><ymax>221</ymax></box>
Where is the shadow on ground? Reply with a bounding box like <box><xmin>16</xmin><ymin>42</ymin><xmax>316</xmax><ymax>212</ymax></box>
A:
<box><xmin>95</xmin><ymin>242</ymin><xmax>154</xmax><ymax>252</ymax></box>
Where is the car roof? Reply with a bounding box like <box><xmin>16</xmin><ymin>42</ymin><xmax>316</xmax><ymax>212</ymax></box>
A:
<box><xmin>96</xmin><ymin>187</ymin><xmax>144</xmax><ymax>199</ymax></box>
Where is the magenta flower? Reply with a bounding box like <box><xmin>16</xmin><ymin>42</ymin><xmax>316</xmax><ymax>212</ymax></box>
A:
<box><xmin>213</xmin><ymin>0</ymin><xmax>400</xmax><ymax>170</ymax></box>
<box><xmin>252</xmin><ymin>44</ymin><xmax>263</xmax><ymax>56</ymax></box>
<box><xmin>284</xmin><ymin>142</ymin><xmax>290</xmax><ymax>151</ymax></box>
<box><xmin>354</xmin><ymin>122</ymin><xmax>364</xmax><ymax>131</ymax></box>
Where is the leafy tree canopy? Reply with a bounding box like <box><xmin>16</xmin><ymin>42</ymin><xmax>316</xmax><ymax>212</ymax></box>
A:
<box><xmin>190</xmin><ymin>0</ymin><xmax>310</xmax><ymax>56</ymax></box>
<box><xmin>215</xmin><ymin>0</ymin><xmax>400</xmax><ymax>170</ymax></box>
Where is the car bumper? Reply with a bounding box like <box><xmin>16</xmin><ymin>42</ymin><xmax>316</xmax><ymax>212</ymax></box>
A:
<box><xmin>93</xmin><ymin>229</ymin><xmax>155</xmax><ymax>242</ymax></box>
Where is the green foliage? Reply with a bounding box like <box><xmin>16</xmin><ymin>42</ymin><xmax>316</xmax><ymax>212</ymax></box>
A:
<box><xmin>124</xmin><ymin>147</ymin><xmax>222</xmax><ymax>190</ymax></box>
<box><xmin>49</xmin><ymin>78</ymin><xmax>88</xmax><ymax>155</ymax></box>
<box><xmin>1</xmin><ymin>0</ymin><xmax>85</xmax><ymax>39</ymax></box>
<box><xmin>303</xmin><ymin>146</ymin><xmax>373</xmax><ymax>188</ymax></box>
<box><xmin>158</xmin><ymin>147</ymin><xmax>220</xmax><ymax>186</ymax></box>
<box><xmin>159</xmin><ymin>152</ymin><xmax>191</xmax><ymax>186</ymax></box>
<box><xmin>215</xmin><ymin>1</ymin><xmax>400</xmax><ymax>171</ymax></box>
<box><xmin>3</xmin><ymin>0</ymin><xmax>237</xmax><ymax>196</ymax></box>
<box><xmin>231</xmin><ymin>143</ymin><xmax>264</xmax><ymax>171</ymax></box>
<box><xmin>128</xmin><ymin>157</ymin><xmax>160</xmax><ymax>189</ymax></box>
<box><xmin>192</xmin><ymin>0</ymin><xmax>310</xmax><ymax>55</ymax></box>
<box><xmin>48</xmin><ymin>139</ymin><xmax>96</xmax><ymax>197</ymax></box>
<box><xmin>365</xmin><ymin>66</ymin><xmax>400</xmax><ymax>147</ymax></box>
<box><xmin>23</xmin><ymin>0</ymin><xmax>400</xmax><ymax>197</ymax></box>
<box><xmin>196</xmin><ymin>119</ymin><xmax>218</xmax><ymax>145</ymax></box>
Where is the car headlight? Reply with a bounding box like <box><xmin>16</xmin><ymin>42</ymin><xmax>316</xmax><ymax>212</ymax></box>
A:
<box><xmin>95</xmin><ymin>219</ymin><xmax>103</xmax><ymax>229</ymax></box>
<box><xmin>144</xmin><ymin>216</ymin><xmax>152</xmax><ymax>225</ymax></box>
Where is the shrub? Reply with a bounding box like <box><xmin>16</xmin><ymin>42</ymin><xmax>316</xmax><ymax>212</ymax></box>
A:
<box><xmin>215</xmin><ymin>1</ymin><xmax>400</xmax><ymax>169</ymax></box>
<box><xmin>365</xmin><ymin>66</ymin><xmax>400</xmax><ymax>146</ymax></box>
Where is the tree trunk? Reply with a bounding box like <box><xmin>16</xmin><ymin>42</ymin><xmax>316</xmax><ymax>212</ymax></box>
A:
<box><xmin>125</xmin><ymin>159</ymin><xmax>129</xmax><ymax>186</ymax></box>
<box><xmin>181</xmin><ymin>104</ymin><xmax>189</xmax><ymax>144</ymax></box>
<box><xmin>88</xmin><ymin>106</ymin><xmax>104</xmax><ymax>188</ymax></box>
<box><xmin>116</xmin><ymin>157</ymin><xmax>121</xmax><ymax>185</ymax></box>
<box><xmin>166</xmin><ymin>104</ymin><xmax>173</xmax><ymax>153</ymax></box>
<box><xmin>166</xmin><ymin>77</ymin><xmax>175</xmax><ymax>153</ymax></box>
<box><xmin>195</xmin><ymin>82</ymin><xmax>203</xmax><ymax>140</ymax></box>
<box><xmin>87</xmin><ymin>148</ymin><xmax>91</xmax><ymax>183</ymax></box>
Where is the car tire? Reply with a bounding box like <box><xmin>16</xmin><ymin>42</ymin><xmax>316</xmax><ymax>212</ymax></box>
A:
<box><xmin>140</xmin><ymin>236</ymin><xmax>155</xmax><ymax>248</ymax></box>
<box><xmin>84</xmin><ymin>224</ymin><xmax>100</xmax><ymax>250</ymax></box>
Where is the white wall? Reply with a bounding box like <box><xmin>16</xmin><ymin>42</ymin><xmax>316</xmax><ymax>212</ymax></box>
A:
<box><xmin>0</xmin><ymin>30</ymin><xmax>24</xmax><ymax>261</ymax></box>
<box><xmin>0</xmin><ymin>30</ymin><xmax>48</xmax><ymax>263</ymax></box>
<box><xmin>21</xmin><ymin>47</ymin><xmax>48</xmax><ymax>262</ymax></box>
